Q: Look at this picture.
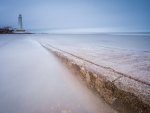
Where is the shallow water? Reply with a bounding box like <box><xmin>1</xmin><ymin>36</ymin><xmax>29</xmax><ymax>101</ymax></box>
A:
<box><xmin>0</xmin><ymin>36</ymin><xmax>115</xmax><ymax>113</ymax></box>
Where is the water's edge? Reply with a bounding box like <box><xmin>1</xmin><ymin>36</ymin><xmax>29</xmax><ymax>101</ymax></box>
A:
<box><xmin>42</xmin><ymin>44</ymin><xmax>150</xmax><ymax>113</ymax></box>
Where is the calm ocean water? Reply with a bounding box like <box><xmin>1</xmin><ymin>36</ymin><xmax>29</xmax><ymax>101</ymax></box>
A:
<box><xmin>0</xmin><ymin>34</ymin><xmax>115</xmax><ymax>113</ymax></box>
<box><xmin>35</xmin><ymin>33</ymin><xmax>150</xmax><ymax>52</ymax></box>
<box><xmin>0</xmin><ymin>33</ymin><xmax>150</xmax><ymax>52</ymax></box>
<box><xmin>35</xmin><ymin>33</ymin><xmax>150</xmax><ymax>84</ymax></box>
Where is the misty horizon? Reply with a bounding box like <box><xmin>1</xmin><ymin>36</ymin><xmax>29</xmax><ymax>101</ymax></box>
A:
<box><xmin>0</xmin><ymin>0</ymin><xmax>150</xmax><ymax>32</ymax></box>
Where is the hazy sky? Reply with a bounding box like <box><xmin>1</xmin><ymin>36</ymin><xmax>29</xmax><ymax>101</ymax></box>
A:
<box><xmin>0</xmin><ymin>0</ymin><xmax>150</xmax><ymax>32</ymax></box>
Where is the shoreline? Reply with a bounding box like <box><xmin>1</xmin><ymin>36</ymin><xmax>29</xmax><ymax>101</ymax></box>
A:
<box><xmin>0</xmin><ymin>32</ymin><xmax>34</xmax><ymax>34</ymax></box>
<box><xmin>42</xmin><ymin>44</ymin><xmax>150</xmax><ymax>113</ymax></box>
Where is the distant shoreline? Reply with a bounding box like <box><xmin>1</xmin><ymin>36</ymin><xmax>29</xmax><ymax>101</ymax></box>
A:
<box><xmin>0</xmin><ymin>32</ymin><xmax>34</xmax><ymax>34</ymax></box>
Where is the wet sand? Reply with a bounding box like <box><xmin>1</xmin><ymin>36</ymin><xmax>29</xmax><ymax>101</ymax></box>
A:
<box><xmin>0</xmin><ymin>37</ymin><xmax>115</xmax><ymax>113</ymax></box>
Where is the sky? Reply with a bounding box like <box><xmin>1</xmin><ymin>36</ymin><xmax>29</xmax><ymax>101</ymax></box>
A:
<box><xmin>0</xmin><ymin>0</ymin><xmax>150</xmax><ymax>32</ymax></box>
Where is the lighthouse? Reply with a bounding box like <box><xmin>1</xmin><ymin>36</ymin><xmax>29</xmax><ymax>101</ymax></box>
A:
<box><xmin>16</xmin><ymin>14</ymin><xmax>25</xmax><ymax>32</ymax></box>
<box><xmin>18</xmin><ymin>14</ymin><xmax>23</xmax><ymax>30</ymax></box>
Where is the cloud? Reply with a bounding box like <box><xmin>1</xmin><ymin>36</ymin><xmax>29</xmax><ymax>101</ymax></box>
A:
<box><xmin>0</xmin><ymin>0</ymin><xmax>150</xmax><ymax>31</ymax></box>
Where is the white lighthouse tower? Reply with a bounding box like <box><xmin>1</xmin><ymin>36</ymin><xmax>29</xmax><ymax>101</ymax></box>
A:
<box><xmin>16</xmin><ymin>14</ymin><xmax>25</xmax><ymax>32</ymax></box>
<box><xmin>18</xmin><ymin>14</ymin><xmax>23</xmax><ymax>30</ymax></box>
